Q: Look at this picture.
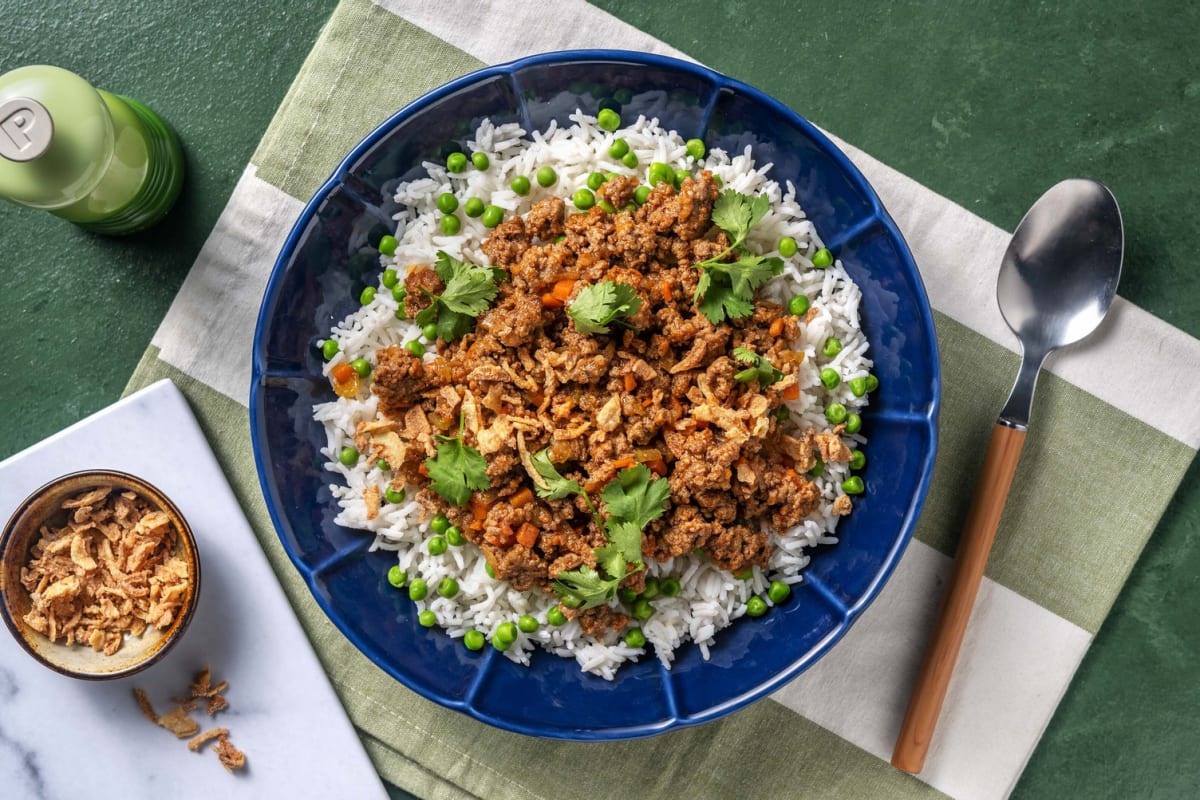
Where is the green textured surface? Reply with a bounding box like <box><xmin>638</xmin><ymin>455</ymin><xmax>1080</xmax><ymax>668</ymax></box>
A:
<box><xmin>3</xmin><ymin>2</ymin><xmax>1200</xmax><ymax>799</ymax></box>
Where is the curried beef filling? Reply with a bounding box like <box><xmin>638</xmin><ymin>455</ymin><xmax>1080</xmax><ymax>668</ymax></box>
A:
<box><xmin>361</xmin><ymin>172</ymin><xmax>852</xmax><ymax>629</ymax></box>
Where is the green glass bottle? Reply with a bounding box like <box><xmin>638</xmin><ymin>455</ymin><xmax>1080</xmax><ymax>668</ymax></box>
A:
<box><xmin>0</xmin><ymin>65</ymin><xmax>184</xmax><ymax>235</ymax></box>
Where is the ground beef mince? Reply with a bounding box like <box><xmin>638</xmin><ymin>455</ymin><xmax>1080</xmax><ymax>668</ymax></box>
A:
<box><xmin>375</xmin><ymin>173</ymin><xmax>854</xmax><ymax>612</ymax></box>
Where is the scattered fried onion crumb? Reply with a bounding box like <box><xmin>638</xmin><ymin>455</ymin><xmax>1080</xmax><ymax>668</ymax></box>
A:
<box><xmin>134</xmin><ymin>666</ymin><xmax>246</xmax><ymax>773</ymax></box>
<box><xmin>19</xmin><ymin>486</ymin><xmax>190</xmax><ymax>655</ymax></box>
<box><xmin>187</xmin><ymin>727</ymin><xmax>229</xmax><ymax>752</ymax></box>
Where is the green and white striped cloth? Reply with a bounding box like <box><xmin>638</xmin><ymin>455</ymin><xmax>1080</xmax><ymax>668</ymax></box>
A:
<box><xmin>124</xmin><ymin>1</ymin><xmax>1200</xmax><ymax>798</ymax></box>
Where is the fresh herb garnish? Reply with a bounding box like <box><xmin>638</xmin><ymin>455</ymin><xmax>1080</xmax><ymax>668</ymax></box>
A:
<box><xmin>530</xmin><ymin>448</ymin><xmax>587</xmax><ymax>502</ymax></box>
<box><xmin>552</xmin><ymin>565</ymin><xmax>621</xmax><ymax>610</ymax></box>
<box><xmin>567</xmin><ymin>280</ymin><xmax>642</xmax><ymax>335</ymax></box>
<box><xmin>424</xmin><ymin>417</ymin><xmax>490</xmax><ymax>506</ymax></box>
<box><xmin>414</xmin><ymin>251</ymin><xmax>501</xmax><ymax>342</ymax></box>
<box><xmin>732</xmin><ymin>346</ymin><xmax>784</xmax><ymax>386</ymax></box>
<box><xmin>693</xmin><ymin>190</ymin><xmax>784</xmax><ymax>324</ymax></box>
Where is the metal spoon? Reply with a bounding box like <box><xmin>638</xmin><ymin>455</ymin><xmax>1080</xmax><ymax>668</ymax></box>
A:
<box><xmin>892</xmin><ymin>179</ymin><xmax>1124</xmax><ymax>774</ymax></box>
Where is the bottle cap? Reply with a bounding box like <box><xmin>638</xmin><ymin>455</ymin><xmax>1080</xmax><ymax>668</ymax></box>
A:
<box><xmin>0</xmin><ymin>96</ymin><xmax>53</xmax><ymax>161</ymax></box>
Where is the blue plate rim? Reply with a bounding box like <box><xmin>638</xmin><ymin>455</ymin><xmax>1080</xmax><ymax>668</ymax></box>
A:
<box><xmin>249</xmin><ymin>48</ymin><xmax>941</xmax><ymax>740</ymax></box>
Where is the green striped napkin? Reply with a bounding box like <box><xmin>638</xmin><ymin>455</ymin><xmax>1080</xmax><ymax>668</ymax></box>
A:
<box><xmin>124</xmin><ymin>1</ymin><xmax>1200</xmax><ymax>798</ymax></box>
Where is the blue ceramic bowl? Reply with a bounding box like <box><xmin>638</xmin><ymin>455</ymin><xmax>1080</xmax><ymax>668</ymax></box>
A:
<box><xmin>250</xmin><ymin>50</ymin><xmax>939</xmax><ymax>740</ymax></box>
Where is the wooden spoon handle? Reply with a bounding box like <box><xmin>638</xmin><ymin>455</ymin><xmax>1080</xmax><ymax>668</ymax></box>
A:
<box><xmin>891</xmin><ymin>422</ymin><xmax>1027</xmax><ymax>774</ymax></box>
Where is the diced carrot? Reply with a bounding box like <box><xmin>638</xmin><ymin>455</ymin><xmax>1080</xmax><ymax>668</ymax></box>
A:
<box><xmin>648</xmin><ymin>458</ymin><xmax>668</xmax><ymax>477</ymax></box>
<box><xmin>551</xmin><ymin>278</ymin><xmax>576</xmax><ymax>302</ymax></box>
<box><xmin>330</xmin><ymin>362</ymin><xmax>355</xmax><ymax>382</ymax></box>
<box><xmin>623</xmin><ymin>373</ymin><xmax>637</xmax><ymax>392</ymax></box>
<box><xmin>782</xmin><ymin>383</ymin><xmax>801</xmax><ymax>401</ymax></box>
<box><xmin>470</xmin><ymin>495</ymin><xmax>491</xmax><ymax>530</ymax></box>
<box><xmin>515</xmin><ymin>522</ymin><xmax>539</xmax><ymax>548</ymax></box>
<box><xmin>509</xmin><ymin>487</ymin><xmax>533</xmax><ymax>509</ymax></box>
<box><xmin>660</xmin><ymin>280</ymin><xmax>673</xmax><ymax>303</ymax></box>
<box><xmin>583</xmin><ymin>479</ymin><xmax>603</xmax><ymax>494</ymax></box>
<box><xmin>769</xmin><ymin>317</ymin><xmax>785</xmax><ymax>337</ymax></box>
<box><xmin>541</xmin><ymin>293</ymin><xmax>563</xmax><ymax>308</ymax></box>
<box><xmin>418</xmin><ymin>463</ymin><xmax>430</xmax><ymax>477</ymax></box>
<box><xmin>611</xmin><ymin>457</ymin><xmax>637</xmax><ymax>470</ymax></box>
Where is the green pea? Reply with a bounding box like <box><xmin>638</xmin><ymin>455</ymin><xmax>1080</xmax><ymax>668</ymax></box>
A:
<box><xmin>491</xmin><ymin>636</ymin><xmax>511</xmax><ymax>652</ymax></box>
<box><xmin>850</xmin><ymin>449</ymin><xmax>866</xmax><ymax>470</ymax></box>
<box><xmin>510</xmin><ymin>175</ymin><xmax>531</xmax><ymax>195</ymax></box>
<box><xmin>809</xmin><ymin>457</ymin><xmax>825</xmax><ymax>477</ymax></box>
<box><xmin>842</xmin><ymin>476</ymin><xmax>865</xmax><ymax>495</ymax></box>
<box><xmin>338</xmin><ymin>446</ymin><xmax>358</xmax><ymax>466</ymax></box>
<box><xmin>321</xmin><ymin>339</ymin><xmax>338</xmax><ymax>360</ymax></box>
<box><xmin>440</xmin><ymin>214</ymin><xmax>461</xmax><ymax>235</ymax></box>
<box><xmin>865</xmin><ymin>374</ymin><xmax>879</xmax><ymax>393</ymax></box>
<box><xmin>572</xmin><ymin>188</ymin><xmax>595</xmax><ymax>210</ymax></box>
<box><xmin>376</xmin><ymin>458</ymin><xmax>389</xmax><ymax>471</ymax></box>
<box><xmin>648</xmin><ymin>162</ymin><xmax>674</xmax><ymax>186</ymax></box>
<box><xmin>768</xmin><ymin>580</ymin><xmax>792</xmax><ymax>604</ymax></box>
<box><xmin>812</xmin><ymin>247</ymin><xmax>834</xmax><ymax>268</ymax></box>
<box><xmin>536</xmin><ymin>166</ymin><xmax>557</xmax><ymax>187</ymax></box>
<box><xmin>608</xmin><ymin>138</ymin><xmax>629</xmax><ymax>159</ymax></box>
<box><xmin>845</xmin><ymin>413</ymin><xmax>863</xmax><ymax>435</ymax></box>
<box><xmin>714</xmin><ymin>174</ymin><xmax>723</xmax><ymax>189</ymax></box>
<box><xmin>485</xmin><ymin>562</ymin><xmax>496</xmax><ymax>580</ymax></box>
<box><xmin>624</xmin><ymin>628</ymin><xmax>646</xmax><ymax>648</ymax></box>
<box><xmin>427</xmin><ymin>536</ymin><xmax>447</xmax><ymax>556</ymax></box>
<box><xmin>359</xmin><ymin>286</ymin><xmax>376</xmax><ymax>305</ymax></box>
<box><xmin>391</xmin><ymin>284</ymin><xmax>407</xmax><ymax>303</ymax></box>
<box><xmin>430</xmin><ymin>514</ymin><xmax>450</xmax><ymax>534</ymax></box>
<box><xmin>560</xmin><ymin>592</ymin><xmax>583</xmax><ymax>609</ymax></box>
<box><xmin>634</xmin><ymin>185</ymin><xmax>651</xmax><ymax>205</ymax></box>
<box><xmin>547</xmin><ymin>606</ymin><xmax>567</xmax><ymax>626</ymax></box>
<box><xmin>823</xmin><ymin>337</ymin><xmax>842</xmax><ymax>358</ymax></box>
<box><xmin>820</xmin><ymin>368</ymin><xmax>840</xmax><ymax>389</ymax></box>
<box><xmin>848</xmin><ymin>377</ymin><xmax>868</xmax><ymax>397</ymax></box>
<box><xmin>381</xmin><ymin>268</ymin><xmax>398</xmax><ymax>289</ymax></box>
<box><xmin>394</xmin><ymin>307</ymin><xmax>408</xmax><ymax>321</ymax></box>
<box><xmin>778</xmin><ymin>236</ymin><xmax>798</xmax><ymax>258</ymax></box>
<box><xmin>746</xmin><ymin>595</ymin><xmax>768</xmax><ymax>617</ymax></box>
<box><xmin>597</xmin><ymin>199</ymin><xmax>617</xmax><ymax>214</ymax></box>
<box><xmin>385</xmin><ymin>485</ymin><xmax>406</xmax><ymax>504</ymax></box>
<box><xmin>618</xmin><ymin>587</ymin><xmax>637</xmax><ymax>604</ymax></box>
<box><xmin>436</xmin><ymin>192</ymin><xmax>458</xmax><ymax>214</ymax></box>
<box><xmin>787</xmin><ymin>294</ymin><xmax>809</xmax><ymax>316</ymax></box>
<box><xmin>674</xmin><ymin>168</ymin><xmax>690</xmax><ymax>186</ymax></box>
<box><xmin>464</xmin><ymin>630</ymin><xmax>485</xmax><ymax>651</ymax></box>
<box><xmin>422</xmin><ymin>322</ymin><xmax>438</xmax><ymax>341</ymax></box>
<box><xmin>517</xmin><ymin>614</ymin><xmax>539</xmax><ymax>633</ymax></box>
<box><xmin>405</xmin><ymin>339</ymin><xmax>425</xmax><ymax>357</ymax></box>
<box><xmin>660</xmin><ymin>577</ymin><xmax>681</xmax><ymax>597</ymax></box>
<box><xmin>685</xmin><ymin>138</ymin><xmax>706</xmax><ymax>160</ymax></box>
<box><xmin>632</xmin><ymin>598</ymin><xmax>653</xmax><ymax>621</ymax></box>
<box><xmin>825</xmin><ymin>403</ymin><xmax>848</xmax><ymax>424</ymax></box>
<box><xmin>418</xmin><ymin>609</ymin><xmax>437</xmax><ymax>628</ymax></box>
<box><xmin>622</xmin><ymin>151</ymin><xmax>639</xmax><ymax>168</ymax></box>
<box><xmin>733</xmin><ymin>567</ymin><xmax>754</xmax><ymax>581</ymax></box>
<box><xmin>446</xmin><ymin>152</ymin><xmax>468</xmax><ymax>173</ymax></box>
<box><xmin>408</xmin><ymin>578</ymin><xmax>428</xmax><ymax>601</ymax></box>
<box><xmin>641</xmin><ymin>577</ymin><xmax>660</xmax><ymax>600</ymax></box>
<box><xmin>387</xmin><ymin>565</ymin><xmax>406</xmax><ymax>588</ymax></box>
<box><xmin>597</xmin><ymin>108</ymin><xmax>621</xmax><ymax>131</ymax></box>
<box><xmin>349</xmin><ymin>358</ymin><xmax>370</xmax><ymax>379</ymax></box>
<box><xmin>605</xmin><ymin>171</ymin><xmax>619</xmax><ymax>181</ymax></box>
<box><xmin>446</xmin><ymin>525</ymin><xmax>464</xmax><ymax>546</ymax></box>
<box><xmin>587</xmin><ymin>171</ymin><xmax>607</xmax><ymax>191</ymax></box>
<box><xmin>481</xmin><ymin>205</ymin><xmax>504</xmax><ymax>228</ymax></box>
<box><xmin>464</xmin><ymin>197</ymin><xmax>485</xmax><ymax>217</ymax></box>
<box><xmin>378</xmin><ymin>235</ymin><xmax>398</xmax><ymax>255</ymax></box>
<box><xmin>437</xmin><ymin>577</ymin><xmax>458</xmax><ymax>598</ymax></box>
<box><xmin>622</xmin><ymin>203</ymin><xmax>637</xmax><ymax>213</ymax></box>
<box><xmin>495</xmin><ymin>621</ymin><xmax>517</xmax><ymax>645</ymax></box>
<box><xmin>471</xmin><ymin>151</ymin><xmax>490</xmax><ymax>170</ymax></box>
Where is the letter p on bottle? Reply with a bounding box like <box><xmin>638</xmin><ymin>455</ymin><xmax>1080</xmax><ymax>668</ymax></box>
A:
<box><xmin>0</xmin><ymin>97</ymin><xmax>52</xmax><ymax>162</ymax></box>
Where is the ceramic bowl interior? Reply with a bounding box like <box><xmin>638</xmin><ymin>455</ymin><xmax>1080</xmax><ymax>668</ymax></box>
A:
<box><xmin>250</xmin><ymin>50</ymin><xmax>940</xmax><ymax>739</ymax></box>
<box><xmin>0</xmin><ymin>470</ymin><xmax>201</xmax><ymax>680</ymax></box>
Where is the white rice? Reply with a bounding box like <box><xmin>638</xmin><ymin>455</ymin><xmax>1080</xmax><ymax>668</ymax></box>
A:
<box><xmin>314</xmin><ymin>112</ymin><xmax>871</xmax><ymax>679</ymax></box>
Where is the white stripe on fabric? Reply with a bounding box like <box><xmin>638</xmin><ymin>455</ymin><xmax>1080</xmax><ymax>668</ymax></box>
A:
<box><xmin>772</xmin><ymin>539</ymin><xmax>1092</xmax><ymax>800</ymax></box>
<box><xmin>384</xmin><ymin>0</ymin><xmax>1200</xmax><ymax>449</ymax></box>
<box><xmin>151</xmin><ymin>165</ymin><xmax>304</xmax><ymax>406</ymax></box>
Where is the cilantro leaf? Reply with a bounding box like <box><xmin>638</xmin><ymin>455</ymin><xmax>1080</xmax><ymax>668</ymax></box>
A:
<box><xmin>593</xmin><ymin>543</ymin><xmax>628</xmax><ymax>582</ymax></box>
<box><xmin>603</xmin><ymin>519</ymin><xmax>645</xmax><ymax>566</ymax></box>
<box><xmin>598</xmin><ymin>464</ymin><xmax>670</xmax><ymax>571</ymax></box>
<box><xmin>531</xmin><ymin>448</ymin><xmax>585</xmax><ymax>501</ymax></box>
<box><xmin>415</xmin><ymin>252</ymin><xmax>501</xmax><ymax>342</ymax></box>
<box><xmin>552</xmin><ymin>565</ymin><xmax>621</xmax><ymax>610</ymax></box>
<box><xmin>567</xmin><ymin>280</ymin><xmax>642</xmax><ymax>335</ymax></box>
<box><xmin>425</xmin><ymin>432</ymin><xmax>490</xmax><ymax>506</ymax></box>
<box><xmin>730</xmin><ymin>346</ymin><xmax>784</xmax><ymax>386</ymax></box>
<box><xmin>693</xmin><ymin>191</ymin><xmax>783</xmax><ymax>323</ymax></box>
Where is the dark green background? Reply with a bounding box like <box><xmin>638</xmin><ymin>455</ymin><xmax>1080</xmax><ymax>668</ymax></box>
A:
<box><xmin>3</xmin><ymin>2</ymin><xmax>1197</xmax><ymax>798</ymax></box>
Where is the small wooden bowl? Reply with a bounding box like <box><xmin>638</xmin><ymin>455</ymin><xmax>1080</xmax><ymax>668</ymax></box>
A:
<box><xmin>0</xmin><ymin>470</ymin><xmax>201</xmax><ymax>680</ymax></box>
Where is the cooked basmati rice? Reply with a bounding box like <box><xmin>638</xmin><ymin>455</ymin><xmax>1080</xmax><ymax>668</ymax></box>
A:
<box><xmin>314</xmin><ymin>111</ymin><xmax>870</xmax><ymax>679</ymax></box>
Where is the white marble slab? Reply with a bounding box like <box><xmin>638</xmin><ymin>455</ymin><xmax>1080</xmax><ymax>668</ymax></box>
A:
<box><xmin>0</xmin><ymin>380</ymin><xmax>387</xmax><ymax>800</ymax></box>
